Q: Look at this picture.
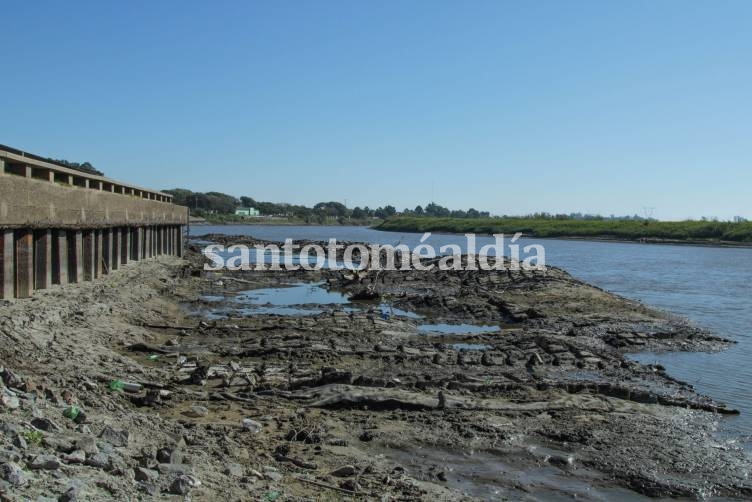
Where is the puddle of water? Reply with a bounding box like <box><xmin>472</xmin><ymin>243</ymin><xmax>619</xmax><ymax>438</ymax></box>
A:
<box><xmin>380</xmin><ymin>304</ymin><xmax>423</xmax><ymax>319</ymax></box>
<box><xmin>190</xmin><ymin>282</ymin><xmax>349</xmax><ymax>318</ymax></box>
<box><xmin>205</xmin><ymin>312</ymin><xmax>227</xmax><ymax>320</ymax></box>
<box><xmin>452</xmin><ymin>343</ymin><xmax>493</xmax><ymax>351</ymax></box>
<box><xmin>418</xmin><ymin>323</ymin><xmax>500</xmax><ymax>335</ymax></box>
<box><xmin>198</xmin><ymin>295</ymin><xmax>225</xmax><ymax>302</ymax></box>
<box><xmin>234</xmin><ymin>282</ymin><xmax>349</xmax><ymax>306</ymax></box>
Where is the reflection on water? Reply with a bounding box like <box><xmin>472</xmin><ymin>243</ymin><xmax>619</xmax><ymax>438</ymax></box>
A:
<box><xmin>230</xmin><ymin>283</ymin><xmax>349</xmax><ymax>316</ymax></box>
<box><xmin>235</xmin><ymin>282</ymin><xmax>349</xmax><ymax>306</ymax></box>
<box><xmin>380</xmin><ymin>304</ymin><xmax>423</xmax><ymax>319</ymax></box>
<box><xmin>198</xmin><ymin>295</ymin><xmax>224</xmax><ymax>302</ymax></box>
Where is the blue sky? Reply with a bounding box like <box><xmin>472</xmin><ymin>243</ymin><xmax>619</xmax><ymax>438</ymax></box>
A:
<box><xmin>1</xmin><ymin>1</ymin><xmax>750</xmax><ymax>220</ymax></box>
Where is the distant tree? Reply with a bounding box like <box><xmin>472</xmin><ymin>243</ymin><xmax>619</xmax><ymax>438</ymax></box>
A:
<box><xmin>163</xmin><ymin>188</ymin><xmax>194</xmax><ymax>206</ymax></box>
<box><xmin>239</xmin><ymin>196</ymin><xmax>257</xmax><ymax>208</ymax></box>
<box><xmin>424</xmin><ymin>202</ymin><xmax>450</xmax><ymax>217</ymax></box>
<box><xmin>204</xmin><ymin>192</ymin><xmax>239</xmax><ymax>213</ymax></box>
<box><xmin>257</xmin><ymin>201</ymin><xmax>284</xmax><ymax>216</ymax></box>
<box><xmin>375</xmin><ymin>205</ymin><xmax>397</xmax><ymax>218</ymax></box>
<box><xmin>44</xmin><ymin>157</ymin><xmax>103</xmax><ymax>176</ymax></box>
<box><xmin>162</xmin><ymin>187</ymin><xmax>499</xmax><ymax>222</ymax></box>
<box><xmin>314</xmin><ymin>201</ymin><xmax>348</xmax><ymax>218</ymax></box>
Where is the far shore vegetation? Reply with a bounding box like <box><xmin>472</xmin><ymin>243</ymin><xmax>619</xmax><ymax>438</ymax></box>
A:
<box><xmin>377</xmin><ymin>215</ymin><xmax>752</xmax><ymax>244</ymax></box>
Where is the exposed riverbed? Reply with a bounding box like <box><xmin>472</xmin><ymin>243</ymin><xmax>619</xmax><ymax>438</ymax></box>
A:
<box><xmin>192</xmin><ymin>224</ymin><xmax>752</xmax><ymax>448</ymax></box>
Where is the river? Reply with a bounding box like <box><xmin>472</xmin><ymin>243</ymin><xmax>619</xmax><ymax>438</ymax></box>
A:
<box><xmin>190</xmin><ymin>224</ymin><xmax>752</xmax><ymax>448</ymax></box>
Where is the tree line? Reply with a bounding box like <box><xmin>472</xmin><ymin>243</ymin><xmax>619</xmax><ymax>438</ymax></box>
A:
<box><xmin>162</xmin><ymin>188</ymin><xmax>492</xmax><ymax>223</ymax></box>
<box><xmin>42</xmin><ymin>157</ymin><xmax>103</xmax><ymax>176</ymax></box>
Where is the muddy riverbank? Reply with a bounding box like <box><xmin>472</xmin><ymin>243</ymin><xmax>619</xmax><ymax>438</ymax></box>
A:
<box><xmin>0</xmin><ymin>239</ymin><xmax>750</xmax><ymax>500</ymax></box>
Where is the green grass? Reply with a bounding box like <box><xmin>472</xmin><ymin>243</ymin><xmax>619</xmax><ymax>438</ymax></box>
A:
<box><xmin>23</xmin><ymin>430</ymin><xmax>44</xmax><ymax>445</ymax></box>
<box><xmin>375</xmin><ymin>216</ymin><xmax>752</xmax><ymax>243</ymax></box>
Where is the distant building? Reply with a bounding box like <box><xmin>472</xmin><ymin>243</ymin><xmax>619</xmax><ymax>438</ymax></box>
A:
<box><xmin>733</xmin><ymin>216</ymin><xmax>747</xmax><ymax>223</ymax></box>
<box><xmin>235</xmin><ymin>207</ymin><xmax>260</xmax><ymax>217</ymax></box>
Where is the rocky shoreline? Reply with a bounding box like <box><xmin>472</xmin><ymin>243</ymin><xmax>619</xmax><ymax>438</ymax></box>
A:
<box><xmin>0</xmin><ymin>238</ymin><xmax>750</xmax><ymax>500</ymax></box>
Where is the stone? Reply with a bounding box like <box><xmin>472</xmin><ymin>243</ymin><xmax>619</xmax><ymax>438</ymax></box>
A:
<box><xmin>0</xmin><ymin>449</ymin><xmax>22</xmax><ymax>463</ymax></box>
<box><xmin>13</xmin><ymin>434</ymin><xmax>28</xmax><ymax>450</ymax></box>
<box><xmin>548</xmin><ymin>454</ymin><xmax>575</xmax><ymax>469</ymax></box>
<box><xmin>139</xmin><ymin>445</ymin><xmax>157</xmax><ymax>462</ymax></box>
<box><xmin>134</xmin><ymin>466</ymin><xmax>160</xmax><ymax>483</ymax></box>
<box><xmin>157</xmin><ymin>463</ymin><xmax>194</xmax><ymax>475</ymax></box>
<box><xmin>170</xmin><ymin>474</ymin><xmax>201</xmax><ymax>495</ymax></box>
<box><xmin>75</xmin><ymin>436</ymin><xmax>99</xmax><ymax>455</ymax></box>
<box><xmin>30</xmin><ymin>454</ymin><xmax>61</xmax><ymax>470</ymax></box>
<box><xmin>184</xmin><ymin>405</ymin><xmax>209</xmax><ymax>418</ymax></box>
<box><xmin>0</xmin><ymin>421</ymin><xmax>19</xmax><ymax>436</ymax></box>
<box><xmin>62</xmin><ymin>450</ymin><xmax>86</xmax><ymax>464</ymax></box>
<box><xmin>0</xmin><ymin>368</ymin><xmax>23</xmax><ymax>389</ymax></box>
<box><xmin>156</xmin><ymin>447</ymin><xmax>183</xmax><ymax>464</ymax></box>
<box><xmin>0</xmin><ymin>393</ymin><xmax>20</xmax><ymax>410</ymax></box>
<box><xmin>43</xmin><ymin>436</ymin><xmax>75</xmax><ymax>453</ymax></box>
<box><xmin>99</xmin><ymin>426</ymin><xmax>129</xmax><ymax>447</ymax></box>
<box><xmin>263</xmin><ymin>467</ymin><xmax>283</xmax><ymax>482</ymax></box>
<box><xmin>76</xmin><ymin>424</ymin><xmax>92</xmax><ymax>435</ymax></box>
<box><xmin>137</xmin><ymin>482</ymin><xmax>158</xmax><ymax>496</ymax></box>
<box><xmin>330</xmin><ymin>465</ymin><xmax>357</xmax><ymax>477</ymax></box>
<box><xmin>241</xmin><ymin>418</ymin><xmax>262</xmax><ymax>433</ymax></box>
<box><xmin>224</xmin><ymin>462</ymin><xmax>244</xmax><ymax>477</ymax></box>
<box><xmin>85</xmin><ymin>452</ymin><xmax>114</xmax><ymax>470</ymax></box>
<box><xmin>58</xmin><ymin>486</ymin><xmax>78</xmax><ymax>502</ymax></box>
<box><xmin>0</xmin><ymin>462</ymin><xmax>28</xmax><ymax>488</ymax></box>
<box><xmin>340</xmin><ymin>479</ymin><xmax>361</xmax><ymax>492</ymax></box>
<box><xmin>265</xmin><ymin>471</ymin><xmax>284</xmax><ymax>482</ymax></box>
<box><xmin>31</xmin><ymin>417</ymin><xmax>62</xmax><ymax>432</ymax></box>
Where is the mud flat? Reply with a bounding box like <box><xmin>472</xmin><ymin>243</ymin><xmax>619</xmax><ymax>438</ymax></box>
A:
<box><xmin>0</xmin><ymin>239</ymin><xmax>750</xmax><ymax>500</ymax></box>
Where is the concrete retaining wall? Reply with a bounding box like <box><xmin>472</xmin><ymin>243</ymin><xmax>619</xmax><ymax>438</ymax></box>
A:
<box><xmin>0</xmin><ymin>171</ymin><xmax>187</xmax><ymax>228</ymax></box>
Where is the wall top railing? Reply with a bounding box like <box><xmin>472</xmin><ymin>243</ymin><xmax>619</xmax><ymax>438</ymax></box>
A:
<box><xmin>0</xmin><ymin>144</ymin><xmax>173</xmax><ymax>203</ymax></box>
